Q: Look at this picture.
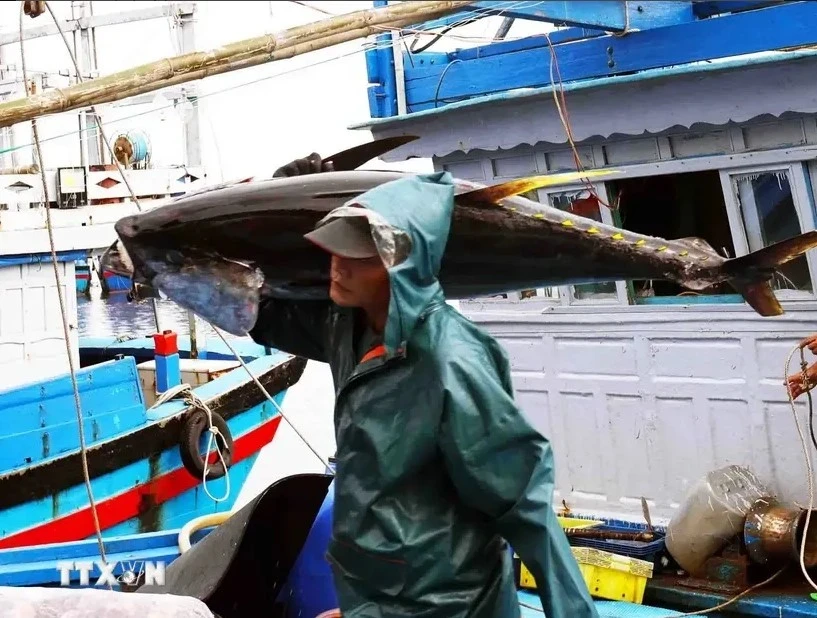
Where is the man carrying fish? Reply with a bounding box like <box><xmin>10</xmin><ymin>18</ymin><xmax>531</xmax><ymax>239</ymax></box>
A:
<box><xmin>246</xmin><ymin>153</ymin><xmax>598</xmax><ymax>618</ymax></box>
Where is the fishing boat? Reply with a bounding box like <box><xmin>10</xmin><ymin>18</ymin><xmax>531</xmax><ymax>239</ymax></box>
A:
<box><xmin>0</xmin><ymin>327</ymin><xmax>308</xmax><ymax>550</ymax></box>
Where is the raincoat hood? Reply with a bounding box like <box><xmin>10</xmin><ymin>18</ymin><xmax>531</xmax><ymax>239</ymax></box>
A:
<box><xmin>315</xmin><ymin>171</ymin><xmax>455</xmax><ymax>354</ymax></box>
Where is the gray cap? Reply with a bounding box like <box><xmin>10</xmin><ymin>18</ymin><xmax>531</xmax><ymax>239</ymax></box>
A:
<box><xmin>303</xmin><ymin>213</ymin><xmax>379</xmax><ymax>259</ymax></box>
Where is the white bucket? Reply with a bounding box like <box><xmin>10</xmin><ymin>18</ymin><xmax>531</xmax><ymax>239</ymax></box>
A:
<box><xmin>665</xmin><ymin>464</ymin><xmax>770</xmax><ymax>576</ymax></box>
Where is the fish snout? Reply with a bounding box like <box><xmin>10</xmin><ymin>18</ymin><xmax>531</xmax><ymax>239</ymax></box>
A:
<box><xmin>114</xmin><ymin>215</ymin><xmax>141</xmax><ymax>239</ymax></box>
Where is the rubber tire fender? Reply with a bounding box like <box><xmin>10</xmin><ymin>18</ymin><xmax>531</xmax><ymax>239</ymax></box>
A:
<box><xmin>179</xmin><ymin>408</ymin><xmax>234</xmax><ymax>479</ymax></box>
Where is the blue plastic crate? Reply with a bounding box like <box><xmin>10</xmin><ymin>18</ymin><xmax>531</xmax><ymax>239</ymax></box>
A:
<box><xmin>566</xmin><ymin>518</ymin><xmax>666</xmax><ymax>567</ymax></box>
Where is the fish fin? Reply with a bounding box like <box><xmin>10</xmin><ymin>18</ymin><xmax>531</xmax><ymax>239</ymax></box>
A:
<box><xmin>729</xmin><ymin>280</ymin><xmax>783</xmax><ymax>317</ymax></box>
<box><xmin>455</xmin><ymin>169</ymin><xmax>618</xmax><ymax>204</ymax></box>
<box><xmin>723</xmin><ymin>231</ymin><xmax>817</xmax><ymax>316</ymax></box>
<box><xmin>726</xmin><ymin>231</ymin><xmax>817</xmax><ymax>273</ymax></box>
<box><xmin>323</xmin><ymin>136</ymin><xmax>419</xmax><ymax>171</ymax></box>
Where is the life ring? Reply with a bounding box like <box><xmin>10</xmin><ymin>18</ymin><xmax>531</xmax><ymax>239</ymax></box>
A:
<box><xmin>179</xmin><ymin>409</ymin><xmax>234</xmax><ymax>479</ymax></box>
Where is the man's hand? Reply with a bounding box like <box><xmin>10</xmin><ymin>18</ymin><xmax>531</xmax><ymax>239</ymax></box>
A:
<box><xmin>787</xmin><ymin>362</ymin><xmax>817</xmax><ymax>400</ymax></box>
<box><xmin>800</xmin><ymin>334</ymin><xmax>817</xmax><ymax>355</ymax></box>
<box><xmin>273</xmin><ymin>152</ymin><xmax>335</xmax><ymax>178</ymax></box>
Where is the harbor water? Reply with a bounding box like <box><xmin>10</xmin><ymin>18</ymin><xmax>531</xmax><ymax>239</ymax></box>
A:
<box><xmin>77</xmin><ymin>291</ymin><xmax>248</xmax><ymax>344</ymax></box>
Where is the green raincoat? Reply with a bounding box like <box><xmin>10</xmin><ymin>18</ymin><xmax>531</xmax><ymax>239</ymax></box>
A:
<box><xmin>249</xmin><ymin>171</ymin><xmax>597</xmax><ymax>618</ymax></box>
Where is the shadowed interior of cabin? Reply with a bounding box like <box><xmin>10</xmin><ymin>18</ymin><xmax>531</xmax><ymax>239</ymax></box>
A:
<box><xmin>608</xmin><ymin>170</ymin><xmax>736</xmax><ymax>299</ymax></box>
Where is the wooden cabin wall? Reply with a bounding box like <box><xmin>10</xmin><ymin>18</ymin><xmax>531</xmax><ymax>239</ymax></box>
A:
<box><xmin>433</xmin><ymin>114</ymin><xmax>817</xmax><ymax>523</ymax></box>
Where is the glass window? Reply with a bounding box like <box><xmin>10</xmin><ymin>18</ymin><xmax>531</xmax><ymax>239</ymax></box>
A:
<box><xmin>733</xmin><ymin>170</ymin><xmax>813</xmax><ymax>293</ymax></box>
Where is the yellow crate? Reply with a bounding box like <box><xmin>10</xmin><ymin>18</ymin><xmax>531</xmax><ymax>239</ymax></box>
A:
<box><xmin>557</xmin><ymin>516</ymin><xmax>604</xmax><ymax>530</ymax></box>
<box><xmin>518</xmin><ymin>547</ymin><xmax>654</xmax><ymax>605</ymax></box>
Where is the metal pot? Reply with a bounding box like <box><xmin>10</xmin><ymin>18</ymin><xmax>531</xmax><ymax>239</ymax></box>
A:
<box><xmin>744</xmin><ymin>498</ymin><xmax>817</xmax><ymax>567</ymax></box>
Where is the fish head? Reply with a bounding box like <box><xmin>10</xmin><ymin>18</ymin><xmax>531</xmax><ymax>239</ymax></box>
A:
<box><xmin>113</xmin><ymin>213</ymin><xmax>266</xmax><ymax>337</ymax></box>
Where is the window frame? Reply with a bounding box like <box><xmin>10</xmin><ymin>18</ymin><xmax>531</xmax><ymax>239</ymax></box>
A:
<box><xmin>718</xmin><ymin>162</ymin><xmax>817</xmax><ymax>302</ymax></box>
<box><xmin>535</xmin><ymin>182</ymin><xmax>630</xmax><ymax>307</ymax></box>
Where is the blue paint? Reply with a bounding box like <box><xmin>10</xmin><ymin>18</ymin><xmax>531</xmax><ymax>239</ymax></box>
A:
<box><xmin>646</xmin><ymin>579</ymin><xmax>817</xmax><ymax>616</ymax></box>
<box><xmin>280</xmin><ymin>478</ymin><xmax>337</xmax><ymax>617</ymax></box>
<box><xmin>692</xmin><ymin>1</ymin><xmax>781</xmax><ymax>18</ymax></box>
<box><xmin>79</xmin><ymin>335</ymin><xmax>271</xmax><ymax>364</ymax></box>
<box><xmin>0</xmin><ymin>527</ymin><xmax>214</xmax><ymax>587</ymax></box>
<box><xmin>634</xmin><ymin>294</ymin><xmax>744</xmax><ymax>306</ymax></box>
<box><xmin>370</xmin><ymin>1</ymin><xmax>817</xmax><ymax>116</ymax></box>
<box><xmin>154</xmin><ymin>353</ymin><xmax>181</xmax><ymax>393</ymax></box>
<box><xmin>365</xmin><ymin>0</ymin><xmax>397</xmax><ymax>118</ymax></box>
<box><xmin>145</xmin><ymin>354</ymin><xmax>289</xmax><ymax>421</ymax></box>
<box><xmin>126</xmin><ymin>130</ymin><xmax>150</xmax><ymax>164</ymax></box>
<box><xmin>102</xmin><ymin>272</ymin><xmax>133</xmax><ymax>292</ymax></box>
<box><xmin>76</xmin><ymin>263</ymin><xmax>91</xmax><ymax>294</ymax></box>
<box><xmin>0</xmin><ymin>387</ymin><xmax>286</xmax><ymax>542</ymax></box>
<box><xmin>0</xmin><ymin>357</ymin><xmax>146</xmax><ymax>470</ymax></box>
<box><xmin>0</xmin><ymin>353</ymin><xmax>291</xmax><ymax>547</ymax></box>
<box><xmin>351</xmin><ymin>46</ymin><xmax>817</xmax><ymax>130</ymax></box>
<box><xmin>463</xmin><ymin>1</ymin><xmax>629</xmax><ymax>31</ymax></box>
<box><xmin>0</xmin><ymin>250</ymin><xmax>88</xmax><ymax>267</ymax></box>
<box><xmin>405</xmin><ymin>1</ymin><xmax>693</xmax><ymax>33</ymax></box>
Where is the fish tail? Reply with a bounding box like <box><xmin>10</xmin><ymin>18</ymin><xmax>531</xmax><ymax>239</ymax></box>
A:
<box><xmin>723</xmin><ymin>231</ymin><xmax>817</xmax><ymax>316</ymax></box>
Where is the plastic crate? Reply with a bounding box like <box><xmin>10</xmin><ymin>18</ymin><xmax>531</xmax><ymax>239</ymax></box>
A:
<box><xmin>568</xmin><ymin>524</ymin><xmax>666</xmax><ymax>567</ymax></box>
<box><xmin>519</xmin><ymin>547</ymin><xmax>655</xmax><ymax>604</ymax></box>
<box><xmin>558</xmin><ymin>516</ymin><xmax>604</xmax><ymax>529</ymax></box>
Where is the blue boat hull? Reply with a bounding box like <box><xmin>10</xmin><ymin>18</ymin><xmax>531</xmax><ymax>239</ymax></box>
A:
<box><xmin>0</xmin><ymin>349</ymin><xmax>306</xmax><ymax>551</ymax></box>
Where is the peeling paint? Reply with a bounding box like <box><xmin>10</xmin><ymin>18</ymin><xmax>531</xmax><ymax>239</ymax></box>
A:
<box><xmin>137</xmin><ymin>452</ymin><xmax>163</xmax><ymax>533</ymax></box>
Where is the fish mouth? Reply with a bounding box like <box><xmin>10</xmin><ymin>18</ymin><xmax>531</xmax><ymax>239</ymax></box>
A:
<box><xmin>120</xmin><ymin>238</ymin><xmax>265</xmax><ymax>336</ymax></box>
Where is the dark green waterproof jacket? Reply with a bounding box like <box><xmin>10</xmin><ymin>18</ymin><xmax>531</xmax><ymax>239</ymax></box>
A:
<box><xmin>249</xmin><ymin>171</ymin><xmax>597</xmax><ymax>618</ymax></box>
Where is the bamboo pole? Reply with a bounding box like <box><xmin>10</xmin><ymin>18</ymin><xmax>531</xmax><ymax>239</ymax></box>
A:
<box><xmin>0</xmin><ymin>1</ymin><xmax>473</xmax><ymax>129</ymax></box>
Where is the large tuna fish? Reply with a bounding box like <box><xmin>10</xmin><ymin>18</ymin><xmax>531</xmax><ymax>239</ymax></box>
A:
<box><xmin>101</xmin><ymin>136</ymin><xmax>817</xmax><ymax>336</ymax></box>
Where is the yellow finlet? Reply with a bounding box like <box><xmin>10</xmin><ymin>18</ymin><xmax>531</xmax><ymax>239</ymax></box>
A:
<box><xmin>587</xmin><ymin>227</ymin><xmax>600</xmax><ymax>234</ymax></box>
<box><xmin>562</xmin><ymin>219</ymin><xmax>575</xmax><ymax>227</ymax></box>
<box><xmin>612</xmin><ymin>232</ymin><xmax>624</xmax><ymax>241</ymax></box>
<box><xmin>456</xmin><ymin>169</ymin><xmax>621</xmax><ymax>204</ymax></box>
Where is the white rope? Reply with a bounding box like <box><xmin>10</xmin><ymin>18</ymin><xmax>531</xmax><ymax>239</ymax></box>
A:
<box><xmin>148</xmin><ymin>383</ymin><xmax>231</xmax><ymax>503</ymax></box>
<box><xmin>17</xmin><ymin>0</ymin><xmax>110</xmax><ymax>584</ymax></box>
<box><xmin>214</xmin><ymin>329</ymin><xmax>330</xmax><ymax>471</ymax></box>
<box><xmin>784</xmin><ymin>343</ymin><xmax>817</xmax><ymax>592</ymax></box>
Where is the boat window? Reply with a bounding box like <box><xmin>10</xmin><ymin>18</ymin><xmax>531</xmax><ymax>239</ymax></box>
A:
<box><xmin>605</xmin><ymin>170</ymin><xmax>740</xmax><ymax>306</ymax></box>
<box><xmin>547</xmin><ymin>188</ymin><xmax>619</xmax><ymax>302</ymax></box>
<box><xmin>732</xmin><ymin>170</ymin><xmax>812</xmax><ymax>293</ymax></box>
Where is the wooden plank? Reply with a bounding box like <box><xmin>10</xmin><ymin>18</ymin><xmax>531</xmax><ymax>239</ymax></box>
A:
<box><xmin>402</xmin><ymin>1</ymin><xmax>817</xmax><ymax>112</ymax></box>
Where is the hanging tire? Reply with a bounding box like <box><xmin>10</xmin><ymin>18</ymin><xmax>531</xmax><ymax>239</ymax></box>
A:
<box><xmin>179</xmin><ymin>409</ymin><xmax>234</xmax><ymax>479</ymax></box>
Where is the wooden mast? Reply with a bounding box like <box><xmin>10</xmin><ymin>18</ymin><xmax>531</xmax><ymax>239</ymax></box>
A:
<box><xmin>0</xmin><ymin>1</ymin><xmax>473</xmax><ymax>129</ymax></box>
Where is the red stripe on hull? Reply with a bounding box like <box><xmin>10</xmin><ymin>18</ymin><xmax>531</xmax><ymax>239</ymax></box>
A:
<box><xmin>0</xmin><ymin>415</ymin><xmax>282</xmax><ymax>549</ymax></box>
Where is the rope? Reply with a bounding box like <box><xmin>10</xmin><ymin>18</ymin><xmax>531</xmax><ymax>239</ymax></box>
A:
<box><xmin>784</xmin><ymin>342</ymin><xmax>817</xmax><ymax>592</ymax></box>
<box><xmin>17</xmin><ymin>0</ymin><xmax>110</xmax><ymax>583</ymax></box>
<box><xmin>41</xmin><ymin>0</ymin><xmax>164</xmax><ymax>334</ymax></box>
<box><xmin>149</xmin><ymin>384</ymin><xmax>231</xmax><ymax>503</ymax></box>
<box><xmin>213</xmin><ymin>329</ymin><xmax>330</xmax><ymax>471</ymax></box>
